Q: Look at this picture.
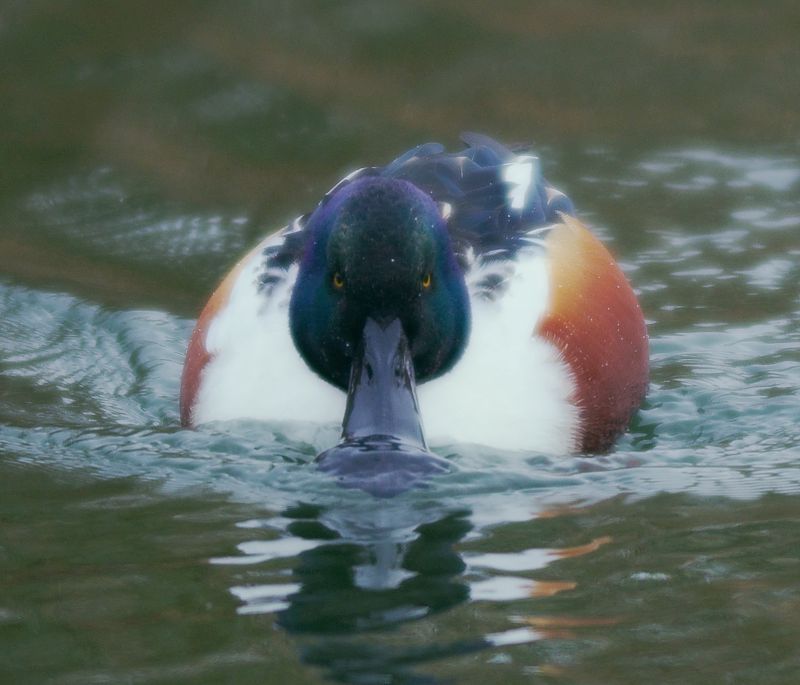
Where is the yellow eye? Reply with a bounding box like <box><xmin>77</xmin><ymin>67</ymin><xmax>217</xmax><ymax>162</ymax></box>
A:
<box><xmin>421</xmin><ymin>273</ymin><xmax>432</xmax><ymax>289</ymax></box>
<box><xmin>332</xmin><ymin>272</ymin><xmax>345</xmax><ymax>289</ymax></box>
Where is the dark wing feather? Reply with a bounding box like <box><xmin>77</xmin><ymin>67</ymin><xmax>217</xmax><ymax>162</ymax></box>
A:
<box><xmin>258</xmin><ymin>135</ymin><xmax>575</xmax><ymax>291</ymax></box>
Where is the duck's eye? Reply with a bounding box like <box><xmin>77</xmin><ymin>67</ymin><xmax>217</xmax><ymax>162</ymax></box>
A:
<box><xmin>332</xmin><ymin>272</ymin><xmax>345</xmax><ymax>289</ymax></box>
<box><xmin>421</xmin><ymin>272</ymin><xmax>432</xmax><ymax>289</ymax></box>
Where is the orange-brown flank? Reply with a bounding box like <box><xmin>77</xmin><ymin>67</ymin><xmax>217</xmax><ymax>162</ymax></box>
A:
<box><xmin>537</xmin><ymin>215</ymin><xmax>648</xmax><ymax>452</ymax></box>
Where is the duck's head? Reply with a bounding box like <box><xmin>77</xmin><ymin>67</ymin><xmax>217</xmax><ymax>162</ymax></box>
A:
<box><xmin>289</xmin><ymin>177</ymin><xmax>469</xmax><ymax>495</ymax></box>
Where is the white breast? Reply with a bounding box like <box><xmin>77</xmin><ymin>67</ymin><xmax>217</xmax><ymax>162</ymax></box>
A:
<box><xmin>419</xmin><ymin>249</ymin><xmax>578</xmax><ymax>455</ymax></box>
<box><xmin>193</xmin><ymin>240</ymin><xmax>344</xmax><ymax>427</ymax></box>
<box><xmin>193</xmin><ymin>244</ymin><xmax>578</xmax><ymax>455</ymax></box>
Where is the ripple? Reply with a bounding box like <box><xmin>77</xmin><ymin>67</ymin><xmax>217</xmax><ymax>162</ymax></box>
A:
<box><xmin>21</xmin><ymin>166</ymin><xmax>252</xmax><ymax>264</ymax></box>
<box><xmin>3</xmin><ymin>144</ymin><xmax>800</xmax><ymax>685</ymax></box>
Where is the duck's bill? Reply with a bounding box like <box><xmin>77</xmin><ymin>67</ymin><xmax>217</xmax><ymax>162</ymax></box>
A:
<box><xmin>316</xmin><ymin>317</ymin><xmax>449</xmax><ymax>497</ymax></box>
<box><xmin>316</xmin><ymin>436</ymin><xmax>449</xmax><ymax>497</ymax></box>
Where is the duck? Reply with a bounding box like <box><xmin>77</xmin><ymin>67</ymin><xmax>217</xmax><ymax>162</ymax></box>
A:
<box><xmin>180</xmin><ymin>134</ymin><xmax>648</xmax><ymax>491</ymax></box>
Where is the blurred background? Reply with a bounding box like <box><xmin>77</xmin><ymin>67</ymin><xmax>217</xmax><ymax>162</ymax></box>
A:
<box><xmin>2</xmin><ymin>1</ymin><xmax>797</xmax><ymax>312</ymax></box>
<box><xmin>1</xmin><ymin>2</ymin><xmax>799</xmax><ymax>684</ymax></box>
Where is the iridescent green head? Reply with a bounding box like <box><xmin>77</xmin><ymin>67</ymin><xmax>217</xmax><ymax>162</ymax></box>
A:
<box><xmin>289</xmin><ymin>176</ymin><xmax>470</xmax><ymax>391</ymax></box>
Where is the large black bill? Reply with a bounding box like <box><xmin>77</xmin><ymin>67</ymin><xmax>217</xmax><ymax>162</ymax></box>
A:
<box><xmin>316</xmin><ymin>318</ymin><xmax>449</xmax><ymax>497</ymax></box>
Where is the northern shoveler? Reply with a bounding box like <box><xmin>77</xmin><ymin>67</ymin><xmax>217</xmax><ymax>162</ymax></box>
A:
<box><xmin>180</xmin><ymin>134</ymin><xmax>648</xmax><ymax>494</ymax></box>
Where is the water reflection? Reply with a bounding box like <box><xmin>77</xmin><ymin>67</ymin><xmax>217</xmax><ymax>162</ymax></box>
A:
<box><xmin>279</xmin><ymin>512</ymin><xmax>469</xmax><ymax>635</ymax></box>
<box><xmin>214</xmin><ymin>500</ymin><xmax>623</xmax><ymax>683</ymax></box>
<box><xmin>220</xmin><ymin>507</ymin><xmax>472</xmax><ymax>634</ymax></box>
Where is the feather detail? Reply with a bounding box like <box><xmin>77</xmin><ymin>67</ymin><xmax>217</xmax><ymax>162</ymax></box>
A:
<box><xmin>536</xmin><ymin>214</ymin><xmax>649</xmax><ymax>451</ymax></box>
<box><xmin>179</xmin><ymin>236</ymin><xmax>273</xmax><ymax>426</ymax></box>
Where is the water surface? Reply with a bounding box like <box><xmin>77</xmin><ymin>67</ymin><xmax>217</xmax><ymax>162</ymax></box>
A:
<box><xmin>1</xmin><ymin>3</ymin><xmax>799</xmax><ymax>683</ymax></box>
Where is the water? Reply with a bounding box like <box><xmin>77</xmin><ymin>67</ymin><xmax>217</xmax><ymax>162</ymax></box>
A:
<box><xmin>1</xmin><ymin>3</ymin><xmax>799</xmax><ymax>683</ymax></box>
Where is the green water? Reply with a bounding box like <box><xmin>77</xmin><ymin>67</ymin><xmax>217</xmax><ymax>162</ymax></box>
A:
<box><xmin>1</xmin><ymin>2</ymin><xmax>799</xmax><ymax>683</ymax></box>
